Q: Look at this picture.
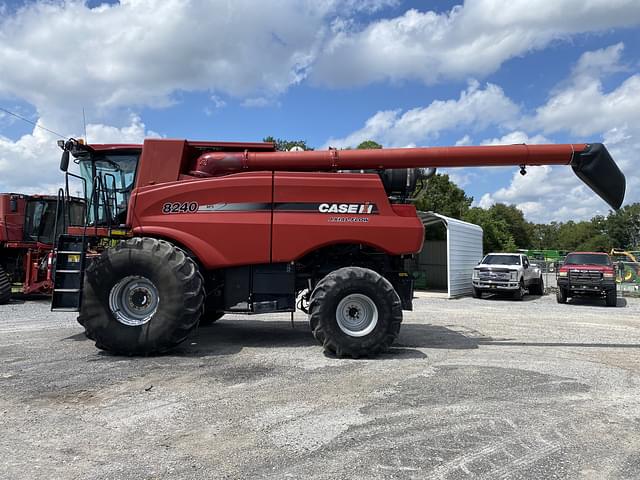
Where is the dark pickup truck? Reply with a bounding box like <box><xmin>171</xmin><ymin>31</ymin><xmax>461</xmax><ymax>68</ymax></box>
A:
<box><xmin>556</xmin><ymin>252</ymin><xmax>617</xmax><ymax>307</ymax></box>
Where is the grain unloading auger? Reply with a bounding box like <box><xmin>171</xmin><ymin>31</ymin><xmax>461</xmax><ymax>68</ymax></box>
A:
<box><xmin>52</xmin><ymin>139</ymin><xmax>625</xmax><ymax>356</ymax></box>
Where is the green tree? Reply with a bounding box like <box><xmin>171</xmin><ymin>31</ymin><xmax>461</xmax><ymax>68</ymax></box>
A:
<box><xmin>415</xmin><ymin>173</ymin><xmax>473</xmax><ymax>220</ymax></box>
<box><xmin>488</xmin><ymin>203</ymin><xmax>534</xmax><ymax>249</ymax></box>
<box><xmin>464</xmin><ymin>207</ymin><xmax>517</xmax><ymax>253</ymax></box>
<box><xmin>606</xmin><ymin>203</ymin><xmax>640</xmax><ymax>249</ymax></box>
<box><xmin>263</xmin><ymin>136</ymin><xmax>312</xmax><ymax>151</ymax></box>
<box><xmin>356</xmin><ymin>140</ymin><xmax>383</xmax><ymax>149</ymax></box>
<box><xmin>531</xmin><ymin>222</ymin><xmax>560</xmax><ymax>249</ymax></box>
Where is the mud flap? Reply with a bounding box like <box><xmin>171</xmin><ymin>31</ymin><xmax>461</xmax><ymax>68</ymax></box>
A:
<box><xmin>572</xmin><ymin>143</ymin><xmax>625</xmax><ymax>210</ymax></box>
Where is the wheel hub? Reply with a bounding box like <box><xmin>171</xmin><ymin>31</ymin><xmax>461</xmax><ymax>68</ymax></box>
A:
<box><xmin>336</xmin><ymin>293</ymin><xmax>378</xmax><ymax>337</ymax></box>
<box><xmin>109</xmin><ymin>275</ymin><xmax>159</xmax><ymax>327</ymax></box>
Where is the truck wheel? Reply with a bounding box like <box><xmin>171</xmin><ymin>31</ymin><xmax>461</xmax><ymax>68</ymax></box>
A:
<box><xmin>472</xmin><ymin>286</ymin><xmax>481</xmax><ymax>299</ymax></box>
<box><xmin>530</xmin><ymin>276</ymin><xmax>544</xmax><ymax>295</ymax></box>
<box><xmin>513</xmin><ymin>279</ymin><xmax>526</xmax><ymax>300</ymax></box>
<box><xmin>82</xmin><ymin>237</ymin><xmax>204</xmax><ymax>355</ymax></box>
<box><xmin>309</xmin><ymin>267</ymin><xmax>402</xmax><ymax>358</ymax></box>
<box><xmin>0</xmin><ymin>265</ymin><xmax>11</xmax><ymax>304</ymax></box>
<box><xmin>606</xmin><ymin>288</ymin><xmax>617</xmax><ymax>307</ymax></box>
<box><xmin>556</xmin><ymin>287</ymin><xmax>567</xmax><ymax>304</ymax></box>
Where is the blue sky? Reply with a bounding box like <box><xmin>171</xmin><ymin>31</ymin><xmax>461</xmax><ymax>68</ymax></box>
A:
<box><xmin>1</xmin><ymin>0</ymin><xmax>639</xmax><ymax>222</ymax></box>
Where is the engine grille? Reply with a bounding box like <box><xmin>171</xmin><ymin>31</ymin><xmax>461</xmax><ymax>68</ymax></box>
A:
<box><xmin>569</xmin><ymin>270</ymin><xmax>602</xmax><ymax>282</ymax></box>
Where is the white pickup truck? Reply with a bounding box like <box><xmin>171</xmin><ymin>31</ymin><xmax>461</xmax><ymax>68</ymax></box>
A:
<box><xmin>471</xmin><ymin>253</ymin><xmax>544</xmax><ymax>300</ymax></box>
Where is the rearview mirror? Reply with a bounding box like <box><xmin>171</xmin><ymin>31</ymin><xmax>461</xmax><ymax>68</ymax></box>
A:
<box><xmin>60</xmin><ymin>150</ymin><xmax>70</xmax><ymax>172</ymax></box>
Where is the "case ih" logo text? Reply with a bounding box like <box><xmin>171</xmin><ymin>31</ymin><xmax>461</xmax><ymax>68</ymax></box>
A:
<box><xmin>318</xmin><ymin>203</ymin><xmax>375</xmax><ymax>214</ymax></box>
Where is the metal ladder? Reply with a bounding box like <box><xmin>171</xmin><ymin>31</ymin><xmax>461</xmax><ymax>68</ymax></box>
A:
<box><xmin>51</xmin><ymin>234</ymin><xmax>86</xmax><ymax>312</ymax></box>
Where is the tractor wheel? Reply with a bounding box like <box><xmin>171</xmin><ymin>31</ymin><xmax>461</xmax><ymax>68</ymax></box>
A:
<box><xmin>309</xmin><ymin>267</ymin><xmax>402</xmax><ymax>358</ymax></box>
<box><xmin>0</xmin><ymin>265</ymin><xmax>11</xmax><ymax>305</ymax></box>
<box><xmin>82</xmin><ymin>237</ymin><xmax>204</xmax><ymax>355</ymax></box>
<box><xmin>530</xmin><ymin>276</ymin><xmax>544</xmax><ymax>296</ymax></box>
<box><xmin>556</xmin><ymin>287</ymin><xmax>567</xmax><ymax>304</ymax></box>
<box><xmin>606</xmin><ymin>288</ymin><xmax>617</xmax><ymax>307</ymax></box>
<box><xmin>513</xmin><ymin>279</ymin><xmax>526</xmax><ymax>300</ymax></box>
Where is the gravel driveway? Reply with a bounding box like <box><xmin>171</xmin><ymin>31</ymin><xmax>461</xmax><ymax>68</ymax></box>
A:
<box><xmin>1</xmin><ymin>293</ymin><xmax>639</xmax><ymax>479</ymax></box>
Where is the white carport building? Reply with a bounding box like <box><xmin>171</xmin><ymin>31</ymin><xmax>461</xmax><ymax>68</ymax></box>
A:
<box><xmin>414</xmin><ymin>212</ymin><xmax>483</xmax><ymax>298</ymax></box>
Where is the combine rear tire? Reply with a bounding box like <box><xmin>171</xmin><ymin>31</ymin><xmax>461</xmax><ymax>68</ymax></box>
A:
<box><xmin>82</xmin><ymin>237</ymin><xmax>204</xmax><ymax>355</ymax></box>
<box><xmin>309</xmin><ymin>267</ymin><xmax>402</xmax><ymax>358</ymax></box>
<box><xmin>606</xmin><ymin>288</ymin><xmax>617</xmax><ymax>307</ymax></box>
<box><xmin>0</xmin><ymin>266</ymin><xmax>11</xmax><ymax>305</ymax></box>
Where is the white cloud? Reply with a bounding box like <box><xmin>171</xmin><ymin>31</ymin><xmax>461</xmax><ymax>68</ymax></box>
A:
<box><xmin>532</xmin><ymin>44</ymin><xmax>640</xmax><ymax>137</ymax></box>
<box><xmin>241</xmin><ymin>97</ymin><xmax>280</xmax><ymax>108</ymax></box>
<box><xmin>311</xmin><ymin>0</ymin><xmax>640</xmax><ymax>87</ymax></box>
<box><xmin>481</xmin><ymin>131</ymin><xmax>550</xmax><ymax>146</ymax></box>
<box><xmin>478</xmin><ymin>44</ymin><xmax>640</xmax><ymax>222</ymax></box>
<box><xmin>324</xmin><ymin>81</ymin><xmax>519</xmax><ymax>147</ymax></box>
<box><xmin>0</xmin><ymin>0</ymin><xmax>349</xmax><ymax>120</ymax></box>
<box><xmin>0</xmin><ymin>116</ymin><xmax>158</xmax><ymax>194</ymax></box>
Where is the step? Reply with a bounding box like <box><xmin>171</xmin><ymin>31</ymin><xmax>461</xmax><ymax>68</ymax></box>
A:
<box><xmin>53</xmin><ymin>289</ymin><xmax>81</xmax><ymax>293</ymax></box>
<box><xmin>56</xmin><ymin>270</ymin><xmax>81</xmax><ymax>274</ymax></box>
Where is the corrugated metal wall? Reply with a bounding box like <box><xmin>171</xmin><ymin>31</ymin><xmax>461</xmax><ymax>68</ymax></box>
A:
<box><xmin>415</xmin><ymin>213</ymin><xmax>484</xmax><ymax>298</ymax></box>
<box><xmin>447</xmin><ymin>218</ymin><xmax>484</xmax><ymax>298</ymax></box>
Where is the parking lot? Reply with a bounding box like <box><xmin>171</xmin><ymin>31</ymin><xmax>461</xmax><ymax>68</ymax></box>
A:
<box><xmin>1</xmin><ymin>293</ymin><xmax>640</xmax><ymax>479</ymax></box>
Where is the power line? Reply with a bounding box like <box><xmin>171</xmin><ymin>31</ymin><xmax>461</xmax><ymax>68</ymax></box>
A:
<box><xmin>0</xmin><ymin>106</ymin><xmax>67</xmax><ymax>139</ymax></box>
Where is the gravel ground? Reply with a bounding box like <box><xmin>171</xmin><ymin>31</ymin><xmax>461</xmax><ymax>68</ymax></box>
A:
<box><xmin>1</xmin><ymin>292</ymin><xmax>639</xmax><ymax>479</ymax></box>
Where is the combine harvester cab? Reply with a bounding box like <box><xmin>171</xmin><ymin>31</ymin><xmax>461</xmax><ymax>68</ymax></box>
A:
<box><xmin>51</xmin><ymin>138</ymin><xmax>626</xmax><ymax>357</ymax></box>
<box><xmin>0</xmin><ymin>193</ymin><xmax>84</xmax><ymax>303</ymax></box>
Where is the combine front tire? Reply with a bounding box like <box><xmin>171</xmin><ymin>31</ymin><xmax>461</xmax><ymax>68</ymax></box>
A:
<box><xmin>309</xmin><ymin>267</ymin><xmax>402</xmax><ymax>358</ymax></box>
<box><xmin>0</xmin><ymin>266</ymin><xmax>11</xmax><ymax>304</ymax></box>
<box><xmin>82</xmin><ymin>238</ymin><xmax>204</xmax><ymax>355</ymax></box>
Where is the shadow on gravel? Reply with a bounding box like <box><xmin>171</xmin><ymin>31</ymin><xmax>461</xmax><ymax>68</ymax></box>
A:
<box><xmin>564</xmin><ymin>297</ymin><xmax>628</xmax><ymax>308</ymax></box>
<box><xmin>399</xmin><ymin>323</ymin><xmax>640</xmax><ymax>350</ymax></box>
<box><xmin>479</xmin><ymin>294</ymin><xmax>543</xmax><ymax>302</ymax></box>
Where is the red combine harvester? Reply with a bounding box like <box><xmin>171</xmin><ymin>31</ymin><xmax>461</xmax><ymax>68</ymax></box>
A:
<box><xmin>51</xmin><ymin>139</ymin><xmax>625</xmax><ymax>357</ymax></box>
<box><xmin>0</xmin><ymin>193</ymin><xmax>83</xmax><ymax>303</ymax></box>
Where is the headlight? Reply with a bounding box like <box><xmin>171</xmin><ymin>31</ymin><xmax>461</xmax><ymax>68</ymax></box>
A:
<box><xmin>472</xmin><ymin>270</ymin><xmax>479</xmax><ymax>280</ymax></box>
<box><xmin>510</xmin><ymin>271</ymin><xmax>518</xmax><ymax>281</ymax></box>
<box><xmin>559</xmin><ymin>271</ymin><xmax>568</xmax><ymax>277</ymax></box>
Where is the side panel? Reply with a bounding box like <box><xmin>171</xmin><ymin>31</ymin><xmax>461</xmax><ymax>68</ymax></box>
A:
<box><xmin>271</xmin><ymin>172</ymin><xmax>424</xmax><ymax>262</ymax></box>
<box><xmin>0</xmin><ymin>194</ymin><xmax>26</xmax><ymax>242</ymax></box>
<box><xmin>130</xmin><ymin>172</ymin><xmax>273</xmax><ymax>269</ymax></box>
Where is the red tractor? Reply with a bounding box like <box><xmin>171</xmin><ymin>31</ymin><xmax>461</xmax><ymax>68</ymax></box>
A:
<box><xmin>51</xmin><ymin>139</ymin><xmax>625</xmax><ymax>357</ymax></box>
<box><xmin>0</xmin><ymin>193</ymin><xmax>83</xmax><ymax>303</ymax></box>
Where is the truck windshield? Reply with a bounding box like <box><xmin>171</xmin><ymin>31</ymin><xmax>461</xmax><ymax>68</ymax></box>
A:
<box><xmin>564</xmin><ymin>254</ymin><xmax>611</xmax><ymax>266</ymax></box>
<box><xmin>482</xmin><ymin>255</ymin><xmax>520</xmax><ymax>265</ymax></box>
<box><xmin>78</xmin><ymin>153</ymin><xmax>139</xmax><ymax>226</ymax></box>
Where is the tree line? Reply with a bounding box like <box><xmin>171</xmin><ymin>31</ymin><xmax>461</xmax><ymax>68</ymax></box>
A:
<box><xmin>415</xmin><ymin>172</ymin><xmax>640</xmax><ymax>253</ymax></box>
<box><xmin>264</xmin><ymin>136</ymin><xmax>639</xmax><ymax>253</ymax></box>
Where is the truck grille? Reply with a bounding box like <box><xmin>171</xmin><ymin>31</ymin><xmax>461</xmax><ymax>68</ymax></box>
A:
<box><xmin>569</xmin><ymin>270</ymin><xmax>602</xmax><ymax>282</ymax></box>
<box><xmin>478</xmin><ymin>269</ymin><xmax>511</xmax><ymax>281</ymax></box>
